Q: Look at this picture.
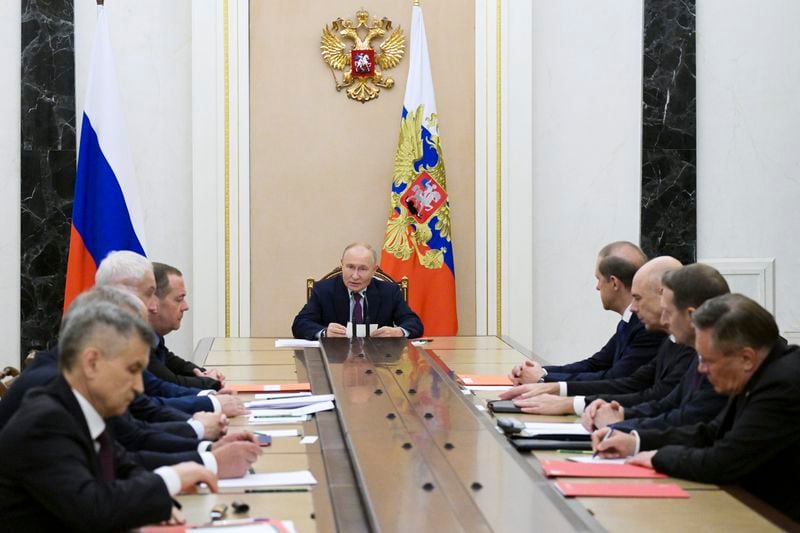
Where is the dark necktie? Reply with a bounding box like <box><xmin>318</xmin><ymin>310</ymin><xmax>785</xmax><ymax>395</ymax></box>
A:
<box><xmin>614</xmin><ymin>319</ymin><xmax>628</xmax><ymax>360</ymax></box>
<box><xmin>353</xmin><ymin>293</ymin><xmax>363</xmax><ymax>324</ymax></box>
<box><xmin>97</xmin><ymin>429</ymin><xmax>115</xmax><ymax>482</ymax></box>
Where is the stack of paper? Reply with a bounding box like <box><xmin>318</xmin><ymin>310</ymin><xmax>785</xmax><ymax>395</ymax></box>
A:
<box><xmin>521</xmin><ymin>422</ymin><xmax>591</xmax><ymax>440</ymax></box>
<box><xmin>274</xmin><ymin>339</ymin><xmax>320</xmax><ymax>348</ymax></box>
<box><xmin>246</xmin><ymin>394</ymin><xmax>336</xmax><ymax>423</ymax></box>
<box><xmin>541</xmin><ymin>460</ymin><xmax>667</xmax><ymax>479</ymax></box>
<box><xmin>218</xmin><ymin>470</ymin><xmax>318</xmax><ymax>489</ymax></box>
<box><xmin>457</xmin><ymin>374</ymin><xmax>513</xmax><ymax>391</ymax></box>
<box><xmin>228</xmin><ymin>383</ymin><xmax>311</xmax><ymax>393</ymax></box>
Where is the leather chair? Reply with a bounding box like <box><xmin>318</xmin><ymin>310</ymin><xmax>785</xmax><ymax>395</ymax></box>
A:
<box><xmin>307</xmin><ymin>267</ymin><xmax>409</xmax><ymax>302</ymax></box>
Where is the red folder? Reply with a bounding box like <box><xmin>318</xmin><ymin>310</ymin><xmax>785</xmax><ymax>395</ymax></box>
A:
<box><xmin>555</xmin><ymin>481</ymin><xmax>689</xmax><ymax>498</ymax></box>
<box><xmin>457</xmin><ymin>374</ymin><xmax>513</xmax><ymax>386</ymax></box>
<box><xmin>228</xmin><ymin>383</ymin><xmax>311</xmax><ymax>393</ymax></box>
<box><xmin>541</xmin><ymin>460</ymin><xmax>667</xmax><ymax>479</ymax></box>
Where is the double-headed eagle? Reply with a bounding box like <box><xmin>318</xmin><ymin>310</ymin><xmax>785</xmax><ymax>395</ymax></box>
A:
<box><xmin>321</xmin><ymin>10</ymin><xmax>405</xmax><ymax>103</ymax></box>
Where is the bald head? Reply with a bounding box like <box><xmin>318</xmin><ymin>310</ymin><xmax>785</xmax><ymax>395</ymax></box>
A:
<box><xmin>598</xmin><ymin>241</ymin><xmax>648</xmax><ymax>269</ymax></box>
<box><xmin>630</xmin><ymin>256</ymin><xmax>682</xmax><ymax>331</ymax></box>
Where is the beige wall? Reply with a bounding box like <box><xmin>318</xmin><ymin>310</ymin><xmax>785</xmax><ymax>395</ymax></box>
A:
<box><xmin>250</xmin><ymin>1</ymin><xmax>475</xmax><ymax>336</ymax></box>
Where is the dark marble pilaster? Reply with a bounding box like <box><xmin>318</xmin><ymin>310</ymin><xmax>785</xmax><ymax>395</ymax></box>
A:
<box><xmin>20</xmin><ymin>0</ymin><xmax>75</xmax><ymax>358</ymax></box>
<box><xmin>640</xmin><ymin>0</ymin><xmax>696</xmax><ymax>264</ymax></box>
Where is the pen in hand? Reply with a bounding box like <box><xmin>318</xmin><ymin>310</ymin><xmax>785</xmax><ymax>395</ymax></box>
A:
<box><xmin>592</xmin><ymin>428</ymin><xmax>614</xmax><ymax>459</ymax></box>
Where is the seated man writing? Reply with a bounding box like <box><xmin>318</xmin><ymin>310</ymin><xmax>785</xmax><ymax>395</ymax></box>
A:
<box><xmin>292</xmin><ymin>242</ymin><xmax>423</xmax><ymax>339</ymax></box>
<box><xmin>593</xmin><ymin>294</ymin><xmax>800</xmax><ymax>523</ymax></box>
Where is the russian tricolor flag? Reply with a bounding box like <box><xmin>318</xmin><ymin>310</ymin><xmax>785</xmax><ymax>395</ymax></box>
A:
<box><xmin>64</xmin><ymin>5</ymin><xmax>147</xmax><ymax>310</ymax></box>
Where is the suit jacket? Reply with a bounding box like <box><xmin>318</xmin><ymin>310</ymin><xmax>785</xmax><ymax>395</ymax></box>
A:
<box><xmin>0</xmin><ymin>376</ymin><xmax>172</xmax><ymax>531</ymax></box>
<box><xmin>611</xmin><ymin>355</ymin><xmax>727</xmax><ymax>432</ymax></box>
<box><xmin>643</xmin><ymin>339</ymin><xmax>800</xmax><ymax>523</ymax></box>
<box><xmin>142</xmin><ymin>370</ymin><xmax>215</xmax><ymax>414</ymax></box>
<box><xmin>292</xmin><ymin>275</ymin><xmax>424</xmax><ymax>340</ymax></box>
<box><xmin>543</xmin><ymin>313</ymin><xmax>665</xmax><ymax>381</ymax></box>
<box><xmin>566</xmin><ymin>336</ymin><xmax>696</xmax><ymax>407</ymax></box>
<box><xmin>148</xmin><ymin>337</ymin><xmax>221</xmax><ymax>390</ymax></box>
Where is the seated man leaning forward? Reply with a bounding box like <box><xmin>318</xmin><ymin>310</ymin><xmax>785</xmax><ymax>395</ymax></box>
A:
<box><xmin>292</xmin><ymin>242</ymin><xmax>424</xmax><ymax>340</ymax></box>
<box><xmin>593</xmin><ymin>294</ymin><xmax>800</xmax><ymax>523</ymax></box>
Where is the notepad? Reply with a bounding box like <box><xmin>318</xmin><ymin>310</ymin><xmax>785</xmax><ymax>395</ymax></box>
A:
<box><xmin>555</xmin><ymin>481</ymin><xmax>688</xmax><ymax>498</ymax></box>
<box><xmin>246</xmin><ymin>394</ymin><xmax>334</xmax><ymax>409</ymax></box>
<box><xmin>541</xmin><ymin>460</ymin><xmax>667</xmax><ymax>478</ymax></box>
<box><xmin>274</xmin><ymin>339</ymin><xmax>320</xmax><ymax>348</ymax></box>
<box><xmin>218</xmin><ymin>470</ymin><xmax>318</xmax><ymax>489</ymax></box>
<box><xmin>228</xmin><ymin>383</ymin><xmax>311</xmax><ymax>393</ymax></box>
<box><xmin>457</xmin><ymin>374</ymin><xmax>513</xmax><ymax>386</ymax></box>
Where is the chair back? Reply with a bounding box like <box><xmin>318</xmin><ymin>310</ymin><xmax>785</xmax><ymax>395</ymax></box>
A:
<box><xmin>307</xmin><ymin>267</ymin><xmax>409</xmax><ymax>302</ymax></box>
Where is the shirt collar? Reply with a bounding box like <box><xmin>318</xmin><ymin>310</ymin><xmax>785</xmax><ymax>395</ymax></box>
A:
<box><xmin>348</xmin><ymin>289</ymin><xmax>367</xmax><ymax>298</ymax></box>
<box><xmin>71</xmin><ymin>388</ymin><xmax>106</xmax><ymax>441</ymax></box>
<box><xmin>621</xmin><ymin>305</ymin><xmax>633</xmax><ymax>323</ymax></box>
<box><xmin>669</xmin><ymin>334</ymin><xmax>677</xmax><ymax>343</ymax></box>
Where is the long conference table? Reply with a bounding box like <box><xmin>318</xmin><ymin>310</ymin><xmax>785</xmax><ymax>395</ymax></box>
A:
<box><xmin>177</xmin><ymin>336</ymin><xmax>788</xmax><ymax>532</ymax></box>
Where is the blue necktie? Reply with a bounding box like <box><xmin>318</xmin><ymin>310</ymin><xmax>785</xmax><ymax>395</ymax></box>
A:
<box><xmin>614</xmin><ymin>319</ymin><xmax>628</xmax><ymax>361</ymax></box>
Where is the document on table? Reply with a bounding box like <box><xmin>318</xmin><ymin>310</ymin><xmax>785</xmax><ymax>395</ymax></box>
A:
<box><xmin>566</xmin><ymin>456</ymin><xmax>627</xmax><ymax>464</ymax></box>
<box><xmin>523</xmin><ymin>422</ymin><xmax>590</xmax><ymax>436</ymax></box>
<box><xmin>248</xmin><ymin>415</ymin><xmax>310</xmax><ymax>424</ymax></box>
<box><xmin>253</xmin><ymin>392</ymin><xmax>312</xmax><ymax>400</ymax></box>
<box><xmin>191</xmin><ymin>521</ymin><xmax>297</xmax><ymax>533</ymax></box>
<box><xmin>245</xmin><ymin>394</ymin><xmax>335</xmax><ymax>410</ymax></box>
<box><xmin>254</xmin><ymin>429</ymin><xmax>300</xmax><ymax>438</ymax></box>
<box><xmin>218</xmin><ymin>470</ymin><xmax>318</xmax><ymax>489</ymax></box>
<box><xmin>540</xmin><ymin>460</ymin><xmax>667</xmax><ymax>478</ymax></box>
<box><xmin>246</xmin><ymin>401</ymin><xmax>335</xmax><ymax>418</ymax></box>
<box><xmin>274</xmin><ymin>339</ymin><xmax>320</xmax><ymax>348</ymax></box>
<box><xmin>555</xmin><ymin>481</ymin><xmax>689</xmax><ymax>499</ymax></box>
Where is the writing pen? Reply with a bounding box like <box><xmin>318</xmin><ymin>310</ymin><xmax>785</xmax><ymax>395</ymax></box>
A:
<box><xmin>592</xmin><ymin>428</ymin><xmax>614</xmax><ymax>459</ymax></box>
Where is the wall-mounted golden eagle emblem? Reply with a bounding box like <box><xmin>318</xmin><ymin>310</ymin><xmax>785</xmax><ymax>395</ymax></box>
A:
<box><xmin>321</xmin><ymin>10</ymin><xmax>405</xmax><ymax>103</ymax></box>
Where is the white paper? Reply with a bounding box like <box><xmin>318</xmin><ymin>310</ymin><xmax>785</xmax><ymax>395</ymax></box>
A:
<box><xmin>274</xmin><ymin>339</ymin><xmax>319</xmax><ymax>348</ymax></box>
<box><xmin>254</xmin><ymin>429</ymin><xmax>300</xmax><ymax>438</ymax></box>
<box><xmin>300</xmin><ymin>435</ymin><xmax>319</xmax><ymax>445</ymax></box>
<box><xmin>355</xmin><ymin>324</ymin><xmax>366</xmax><ymax>337</ymax></box>
<box><xmin>246</xmin><ymin>394</ymin><xmax>335</xmax><ymax>409</ymax></box>
<box><xmin>566</xmin><ymin>456</ymin><xmax>627</xmax><ymax>464</ymax></box>
<box><xmin>289</xmin><ymin>400</ymin><xmax>335</xmax><ymax>416</ymax></box>
<box><xmin>218</xmin><ymin>470</ymin><xmax>318</xmax><ymax>488</ymax></box>
<box><xmin>192</xmin><ymin>522</ymin><xmax>297</xmax><ymax>533</ymax></box>
<box><xmin>253</xmin><ymin>392</ymin><xmax>312</xmax><ymax>400</ymax></box>
<box><xmin>465</xmin><ymin>385</ymin><xmax>513</xmax><ymax>392</ymax></box>
<box><xmin>523</xmin><ymin>422</ymin><xmax>590</xmax><ymax>436</ymax></box>
<box><xmin>247</xmin><ymin>415</ymin><xmax>309</xmax><ymax>425</ymax></box>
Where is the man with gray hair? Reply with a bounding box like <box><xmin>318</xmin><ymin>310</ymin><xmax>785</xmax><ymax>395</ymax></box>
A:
<box><xmin>95</xmin><ymin>251</ymin><xmax>247</xmax><ymax>418</ymax></box>
<box><xmin>593</xmin><ymin>294</ymin><xmax>800</xmax><ymax>522</ymax></box>
<box><xmin>292</xmin><ymin>242</ymin><xmax>423</xmax><ymax>339</ymax></box>
<box><xmin>0</xmin><ymin>299</ymin><xmax>218</xmax><ymax>529</ymax></box>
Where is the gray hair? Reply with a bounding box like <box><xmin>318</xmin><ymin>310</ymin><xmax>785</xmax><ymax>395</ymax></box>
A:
<box><xmin>692</xmin><ymin>293</ymin><xmax>779</xmax><ymax>354</ymax></box>
<box><xmin>342</xmin><ymin>242</ymin><xmax>378</xmax><ymax>265</ymax></box>
<box><xmin>59</xmin><ymin>300</ymin><xmax>156</xmax><ymax>371</ymax></box>
<box><xmin>66</xmin><ymin>285</ymin><xmax>146</xmax><ymax>320</ymax></box>
<box><xmin>95</xmin><ymin>250</ymin><xmax>152</xmax><ymax>289</ymax></box>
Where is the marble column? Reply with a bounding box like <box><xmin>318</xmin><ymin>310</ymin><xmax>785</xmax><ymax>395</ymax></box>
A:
<box><xmin>640</xmin><ymin>0</ymin><xmax>696</xmax><ymax>264</ymax></box>
<box><xmin>20</xmin><ymin>0</ymin><xmax>75</xmax><ymax>357</ymax></box>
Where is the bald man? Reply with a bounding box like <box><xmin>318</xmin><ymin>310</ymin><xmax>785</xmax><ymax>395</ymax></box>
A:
<box><xmin>499</xmin><ymin>257</ymin><xmax>696</xmax><ymax>416</ymax></box>
<box><xmin>509</xmin><ymin>241</ymin><xmax>665</xmax><ymax>384</ymax></box>
<box><xmin>292</xmin><ymin>242</ymin><xmax>423</xmax><ymax>340</ymax></box>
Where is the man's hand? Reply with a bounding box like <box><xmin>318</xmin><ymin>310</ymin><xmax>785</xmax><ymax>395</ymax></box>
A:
<box><xmin>581</xmin><ymin>399</ymin><xmax>608</xmax><ymax>431</ymax></box>
<box><xmin>593</xmin><ymin>401</ymin><xmax>624</xmax><ymax>429</ymax></box>
<box><xmin>211</xmin><ymin>431</ymin><xmax>259</xmax><ymax>450</ymax></box>
<box><xmin>217</xmin><ymin>394</ymin><xmax>249</xmax><ymax>417</ymax></box>
<box><xmin>508</xmin><ymin>360</ymin><xmax>545</xmax><ymax>385</ymax></box>
<box><xmin>591</xmin><ymin>427</ymin><xmax>636</xmax><ymax>458</ymax></box>
<box><xmin>512</xmin><ymin>393</ymin><xmax>574</xmax><ymax>415</ymax></box>
<box><xmin>498</xmin><ymin>382</ymin><xmax>559</xmax><ymax>400</ymax></box>
<box><xmin>626</xmin><ymin>450</ymin><xmax>657</xmax><ymax>469</ymax></box>
<box><xmin>192</xmin><ymin>412</ymin><xmax>228</xmax><ymax>440</ymax></box>
<box><xmin>326</xmin><ymin>323</ymin><xmax>348</xmax><ymax>337</ymax></box>
<box><xmin>371</xmin><ymin>326</ymin><xmax>404</xmax><ymax>337</ymax></box>
<box><xmin>212</xmin><ymin>441</ymin><xmax>263</xmax><ymax>478</ymax></box>
<box><xmin>194</xmin><ymin>367</ymin><xmax>226</xmax><ymax>384</ymax></box>
<box><xmin>172</xmin><ymin>462</ymin><xmax>218</xmax><ymax>493</ymax></box>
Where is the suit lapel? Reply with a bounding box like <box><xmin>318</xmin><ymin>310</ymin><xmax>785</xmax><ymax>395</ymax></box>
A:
<box><xmin>365</xmin><ymin>280</ymin><xmax>381</xmax><ymax>324</ymax></box>
<box><xmin>51</xmin><ymin>375</ymin><xmax>102</xmax><ymax>477</ymax></box>
<box><xmin>334</xmin><ymin>276</ymin><xmax>351</xmax><ymax>325</ymax></box>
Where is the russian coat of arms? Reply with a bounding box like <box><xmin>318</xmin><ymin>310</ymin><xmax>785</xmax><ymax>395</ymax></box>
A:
<box><xmin>320</xmin><ymin>10</ymin><xmax>405</xmax><ymax>103</ymax></box>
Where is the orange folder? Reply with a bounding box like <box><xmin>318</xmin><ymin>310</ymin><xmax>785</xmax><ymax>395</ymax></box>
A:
<box><xmin>555</xmin><ymin>481</ymin><xmax>689</xmax><ymax>498</ymax></box>
<box><xmin>457</xmin><ymin>374</ymin><xmax>513</xmax><ymax>386</ymax></box>
<box><xmin>227</xmin><ymin>382</ymin><xmax>311</xmax><ymax>393</ymax></box>
<box><xmin>541</xmin><ymin>460</ymin><xmax>667</xmax><ymax>479</ymax></box>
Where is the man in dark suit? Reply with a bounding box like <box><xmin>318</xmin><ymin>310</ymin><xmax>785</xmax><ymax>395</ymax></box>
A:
<box><xmin>148</xmin><ymin>262</ymin><xmax>225</xmax><ymax>390</ymax></box>
<box><xmin>508</xmin><ymin>241</ymin><xmax>663</xmax><ymax>383</ymax></box>
<box><xmin>593</xmin><ymin>294</ymin><xmax>800</xmax><ymax>523</ymax></box>
<box><xmin>498</xmin><ymin>256</ymin><xmax>689</xmax><ymax>414</ymax></box>
<box><xmin>584</xmin><ymin>263</ymin><xmax>730</xmax><ymax>431</ymax></box>
<box><xmin>292</xmin><ymin>242</ymin><xmax>424</xmax><ymax>339</ymax></box>
<box><xmin>0</xmin><ymin>299</ymin><xmax>217</xmax><ymax>530</ymax></box>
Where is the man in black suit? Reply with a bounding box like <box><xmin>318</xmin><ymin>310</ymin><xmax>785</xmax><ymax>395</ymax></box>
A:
<box><xmin>0</xmin><ymin>299</ymin><xmax>217</xmax><ymax>530</ymax></box>
<box><xmin>292</xmin><ymin>242</ymin><xmax>424</xmax><ymax>339</ymax></box>
<box><xmin>583</xmin><ymin>263</ymin><xmax>729</xmax><ymax>431</ymax></box>
<box><xmin>149</xmin><ymin>262</ymin><xmax>225</xmax><ymax>390</ymax></box>
<box><xmin>508</xmin><ymin>241</ymin><xmax>664</xmax><ymax>383</ymax></box>
<box><xmin>593</xmin><ymin>294</ymin><xmax>800</xmax><ymax>522</ymax></box>
<box><xmin>498</xmin><ymin>256</ymin><xmax>691</xmax><ymax>414</ymax></box>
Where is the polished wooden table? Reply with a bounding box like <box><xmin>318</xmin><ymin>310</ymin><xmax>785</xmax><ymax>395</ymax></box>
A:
<box><xmin>177</xmin><ymin>336</ymin><xmax>785</xmax><ymax>532</ymax></box>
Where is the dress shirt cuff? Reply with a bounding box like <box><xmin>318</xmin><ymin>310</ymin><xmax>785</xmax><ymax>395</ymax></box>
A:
<box><xmin>631</xmin><ymin>430</ymin><xmax>641</xmax><ymax>455</ymax></box>
<box><xmin>198</xmin><ymin>440</ymin><xmax>213</xmax><ymax>452</ymax></box>
<box><xmin>400</xmin><ymin>327</ymin><xmax>409</xmax><ymax>337</ymax></box>
<box><xmin>199</xmin><ymin>451</ymin><xmax>218</xmax><ymax>474</ymax></box>
<box><xmin>206</xmin><ymin>395</ymin><xmax>222</xmax><ymax>413</ymax></box>
<box><xmin>197</xmin><ymin>389</ymin><xmax>217</xmax><ymax>397</ymax></box>
<box><xmin>316</xmin><ymin>329</ymin><xmax>325</xmax><ymax>339</ymax></box>
<box><xmin>558</xmin><ymin>382</ymin><xmax>567</xmax><ymax>396</ymax></box>
<box><xmin>572</xmin><ymin>396</ymin><xmax>586</xmax><ymax>416</ymax></box>
<box><xmin>155</xmin><ymin>466</ymin><xmax>181</xmax><ymax>496</ymax></box>
<box><xmin>187</xmin><ymin>419</ymin><xmax>204</xmax><ymax>439</ymax></box>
